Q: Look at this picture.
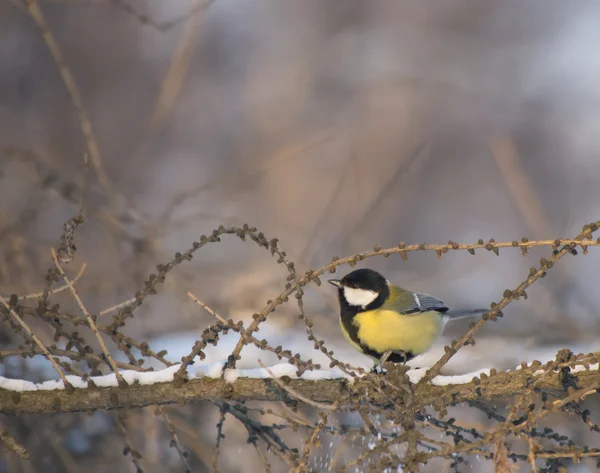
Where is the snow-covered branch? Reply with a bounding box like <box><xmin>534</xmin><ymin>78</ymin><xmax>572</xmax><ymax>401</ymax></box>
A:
<box><xmin>1</xmin><ymin>360</ymin><xmax>598</xmax><ymax>415</ymax></box>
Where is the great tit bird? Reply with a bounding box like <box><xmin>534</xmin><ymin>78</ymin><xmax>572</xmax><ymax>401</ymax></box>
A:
<box><xmin>328</xmin><ymin>268</ymin><xmax>486</xmax><ymax>365</ymax></box>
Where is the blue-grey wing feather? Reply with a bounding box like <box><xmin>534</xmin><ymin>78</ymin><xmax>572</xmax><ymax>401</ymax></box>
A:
<box><xmin>413</xmin><ymin>293</ymin><xmax>449</xmax><ymax>313</ymax></box>
<box><xmin>382</xmin><ymin>289</ymin><xmax>449</xmax><ymax>315</ymax></box>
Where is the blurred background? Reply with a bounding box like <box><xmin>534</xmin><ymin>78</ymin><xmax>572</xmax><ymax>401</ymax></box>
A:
<box><xmin>2</xmin><ymin>1</ymin><xmax>600</xmax><ymax>471</ymax></box>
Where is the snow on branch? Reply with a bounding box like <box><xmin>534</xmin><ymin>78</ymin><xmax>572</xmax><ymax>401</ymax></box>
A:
<box><xmin>1</xmin><ymin>357</ymin><xmax>598</xmax><ymax>415</ymax></box>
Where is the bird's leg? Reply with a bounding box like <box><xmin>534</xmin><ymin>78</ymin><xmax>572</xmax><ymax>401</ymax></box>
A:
<box><xmin>373</xmin><ymin>350</ymin><xmax>411</xmax><ymax>374</ymax></box>
<box><xmin>370</xmin><ymin>351</ymin><xmax>393</xmax><ymax>374</ymax></box>
<box><xmin>379</xmin><ymin>350</ymin><xmax>393</xmax><ymax>366</ymax></box>
<box><xmin>371</xmin><ymin>351</ymin><xmax>394</xmax><ymax>374</ymax></box>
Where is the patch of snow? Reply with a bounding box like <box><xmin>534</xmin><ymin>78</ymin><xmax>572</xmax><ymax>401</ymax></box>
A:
<box><xmin>223</xmin><ymin>368</ymin><xmax>240</xmax><ymax>383</ymax></box>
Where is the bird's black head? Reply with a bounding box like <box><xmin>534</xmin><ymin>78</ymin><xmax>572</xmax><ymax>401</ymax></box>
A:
<box><xmin>328</xmin><ymin>268</ymin><xmax>389</xmax><ymax>310</ymax></box>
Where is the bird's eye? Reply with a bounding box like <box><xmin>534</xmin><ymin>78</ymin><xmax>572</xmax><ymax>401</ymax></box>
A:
<box><xmin>350</xmin><ymin>283</ymin><xmax>359</xmax><ymax>289</ymax></box>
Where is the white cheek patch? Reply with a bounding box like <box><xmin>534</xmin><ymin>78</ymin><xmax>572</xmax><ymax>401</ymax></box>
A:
<box><xmin>343</xmin><ymin>287</ymin><xmax>378</xmax><ymax>308</ymax></box>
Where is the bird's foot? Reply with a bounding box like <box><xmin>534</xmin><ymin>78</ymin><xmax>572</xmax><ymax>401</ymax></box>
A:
<box><xmin>370</xmin><ymin>350</ymin><xmax>395</xmax><ymax>375</ymax></box>
<box><xmin>371</xmin><ymin>364</ymin><xmax>388</xmax><ymax>375</ymax></box>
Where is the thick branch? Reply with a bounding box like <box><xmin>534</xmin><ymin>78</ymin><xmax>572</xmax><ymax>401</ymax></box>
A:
<box><xmin>1</xmin><ymin>367</ymin><xmax>599</xmax><ymax>416</ymax></box>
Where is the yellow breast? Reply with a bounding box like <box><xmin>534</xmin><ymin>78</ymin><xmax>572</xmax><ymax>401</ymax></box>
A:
<box><xmin>354</xmin><ymin>309</ymin><xmax>443</xmax><ymax>355</ymax></box>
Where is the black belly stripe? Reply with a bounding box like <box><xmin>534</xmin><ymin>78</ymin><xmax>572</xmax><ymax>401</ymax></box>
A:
<box><xmin>360</xmin><ymin>346</ymin><xmax>415</xmax><ymax>364</ymax></box>
<box><xmin>339</xmin><ymin>305</ymin><xmax>361</xmax><ymax>344</ymax></box>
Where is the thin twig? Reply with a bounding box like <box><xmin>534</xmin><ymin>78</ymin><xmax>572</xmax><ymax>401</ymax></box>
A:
<box><xmin>115</xmin><ymin>414</ymin><xmax>144</xmax><ymax>473</ymax></box>
<box><xmin>0</xmin><ymin>346</ymin><xmax>148</xmax><ymax>372</ymax></box>
<box><xmin>490</xmin><ymin>137</ymin><xmax>551</xmax><ymax>237</ymax></box>
<box><xmin>228</xmin><ymin>234</ymin><xmax>600</xmax><ymax>366</ymax></box>
<box><xmin>420</xmin><ymin>221</ymin><xmax>600</xmax><ymax>383</ymax></box>
<box><xmin>78</xmin><ymin>153</ymin><xmax>89</xmax><ymax>216</ymax></box>
<box><xmin>212</xmin><ymin>403</ymin><xmax>227</xmax><ymax>473</ymax></box>
<box><xmin>157</xmin><ymin>407</ymin><xmax>191</xmax><ymax>473</ymax></box>
<box><xmin>0</xmin><ymin>294</ymin><xmax>71</xmax><ymax>390</ymax></box>
<box><xmin>252</xmin><ymin>442</ymin><xmax>273</xmax><ymax>473</ymax></box>
<box><xmin>296</xmin><ymin>413</ymin><xmax>327</xmax><ymax>473</ymax></box>
<box><xmin>257</xmin><ymin>360</ymin><xmax>339</xmax><ymax>411</ymax></box>
<box><xmin>131</xmin><ymin>0</ymin><xmax>206</xmax><ymax>166</ymax></box>
<box><xmin>0</xmin><ymin>262</ymin><xmax>87</xmax><ymax>300</ymax></box>
<box><xmin>0</xmin><ymin>430</ymin><xmax>29</xmax><ymax>459</ymax></box>
<box><xmin>111</xmin><ymin>0</ymin><xmax>215</xmax><ymax>32</ymax></box>
<box><xmin>23</xmin><ymin>0</ymin><xmax>108</xmax><ymax>192</ymax></box>
<box><xmin>186</xmin><ymin>291</ymin><xmax>228</xmax><ymax>324</ymax></box>
<box><xmin>51</xmin><ymin>247</ymin><xmax>126</xmax><ymax>385</ymax></box>
<box><xmin>98</xmin><ymin>297</ymin><xmax>137</xmax><ymax>316</ymax></box>
<box><xmin>528</xmin><ymin>438</ymin><xmax>539</xmax><ymax>473</ymax></box>
<box><xmin>23</xmin><ymin>0</ymin><xmax>145</xmax><ymax>225</ymax></box>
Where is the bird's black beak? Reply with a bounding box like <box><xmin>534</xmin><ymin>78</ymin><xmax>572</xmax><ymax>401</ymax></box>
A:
<box><xmin>328</xmin><ymin>279</ymin><xmax>342</xmax><ymax>288</ymax></box>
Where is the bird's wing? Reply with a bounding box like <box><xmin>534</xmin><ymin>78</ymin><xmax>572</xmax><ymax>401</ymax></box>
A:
<box><xmin>382</xmin><ymin>286</ymin><xmax>449</xmax><ymax>315</ymax></box>
<box><xmin>412</xmin><ymin>293</ymin><xmax>449</xmax><ymax>314</ymax></box>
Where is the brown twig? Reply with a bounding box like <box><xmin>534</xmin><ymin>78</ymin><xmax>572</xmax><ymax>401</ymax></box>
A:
<box><xmin>212</xmin><ymin>403</ymin><xmax>227</xmax><ymax>473</ymax></box>
<box><xmin>0</xmin><ymin>294</ymin><xmax>72</xmax><ymax>391</ymax></box>
<box><xmin>23</xmin><ymin>0</ymin><xmax>108</xmax><ymax>191</ymax></box>
<box><xmin>252</xmin><ymin>442</ymin><xmax>273</xmax><ymax>473</ymax></box>
<box><xmin>78</xmin><ymin>153</ymin><xmax>89</xmax><ymax>216</ymax></box>
<box><xmin>111</xmin><ymin>0</ymin><xmax>215</xmax><ymax>32</ymax></box>
<box><xmin>185</xmin><ymin>290</ymin><xmax>323</xmax><ymax>380</ymax></box>
<box><xmin>489</xmin><ymin>137</ymin><xmax>552</xmax><ymax>237</ymax></box>
<box><xmin>186</xmin><ymin>291</ymin><xmax>228</xmax><ymax>325</ymax></box>
<box><xmin>0</xmin><ymin>262</ymin><xmax>87</xmax><ymax>301</ymax></box>
<box><xmin>115</xmin><ymin>414</ymin><xmax>144</xmax><ymax>473</ymax></box>
<box><xmin>157</xmin><ymin>407</ymin><xmax>191</xmax><ymax>473</ymax></box>
<box><xmin>131</xmin><ymin>0</ymin><xmax>206</xmax><ymax>167</ymax></box>
<box><xmin>419</xmin><ymin>221</ymin><xmax>600</xmax><ymax>383</ymax></box>
<box><xmin>230</xmin><ymin>233</ymin><xmax>600</xmax><ymax>369</ymax></box>
<box><xmin>528</xmin><ymin>438</ymin><xmax>539</xmax><ymax>473</ymax></box>
<box><xmin>0</xmin><ymin>346</ymin><xmax>149</xmax><ymax>373</ymax></box>
<box><xmin>51</xmin><ymin>247</ymin><xmax>126</xmax><ymax>385</ymax></box>
<box><xmin>296</xmin><ymin>413</ymin><xmax>327</xmax><ymax>473</ymax></box>
<box><xmin>257</xmin><ymin>360</ymin><xmax>339</xmax><ymax>411</ymax></box>
<box><xmin>98</xmin><ymin>297</ymin><xmax>137</xmax><ymax>317</ymax></box>
<box><xmin>0</xmin><ymin>430</ymin><xmax>28</xmax><ymax>459</ymax></box>
<box><xmin>23</xmin><ymin>0</ymin><xmax>145</xmax><ymax>226</ymax></box>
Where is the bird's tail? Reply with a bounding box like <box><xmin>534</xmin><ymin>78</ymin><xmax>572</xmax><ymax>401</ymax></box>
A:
<box><xmin>443</xmin><ymin>309</ymin><xmax>488</xmax><ymax>321</ymax></box>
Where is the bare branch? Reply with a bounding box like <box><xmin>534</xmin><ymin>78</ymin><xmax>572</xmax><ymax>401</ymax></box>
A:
<box><xmin>0</xmin><ymin>294</ymin><xmax>72</xmax><ymax>391</ymax></box>
<box><xmin>1</xmin><ymin>362</ymin><xmax>599</xmax><ymax>415</ymax></box>
<box><xmin>51</xmin><ymin>247</ymin><xmax>126</xmax><ymax>386</ymax></box>
<box><xmin>0</xmin><ymin>430</ymin><xmax>28</xmax><ymax>459</ymax></box>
